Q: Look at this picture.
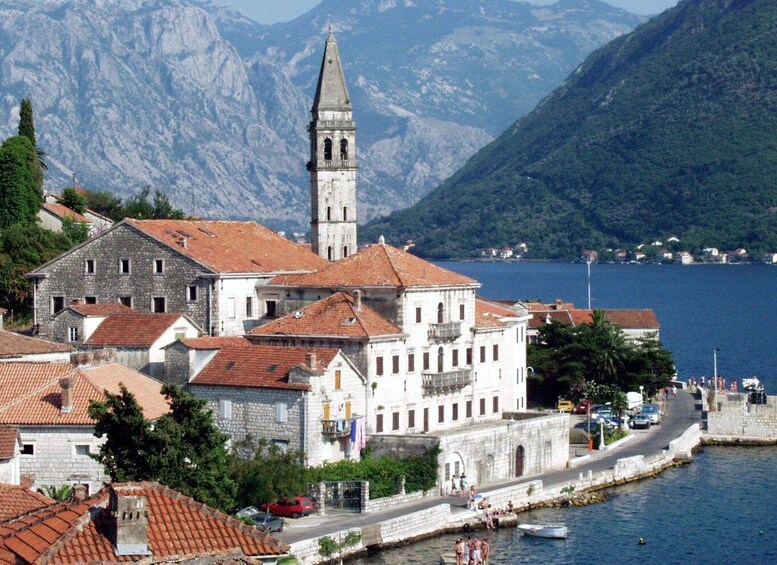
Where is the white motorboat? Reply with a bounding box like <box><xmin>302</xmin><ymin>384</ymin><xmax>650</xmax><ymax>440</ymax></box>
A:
<box><xmin>517</xmin><ymin>523</ymin><xmax>568</xmax><ymax>539</ymax></box>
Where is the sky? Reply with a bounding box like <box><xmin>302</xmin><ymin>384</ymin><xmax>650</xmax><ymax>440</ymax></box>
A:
<box><xmin>221</xmin><ymin>0</ymin><xmax>682</xmax><ymax>25</ymax></box>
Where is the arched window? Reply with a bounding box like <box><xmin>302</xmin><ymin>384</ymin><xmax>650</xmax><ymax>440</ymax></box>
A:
<box><xmin>324</xmin><ymin>138</ymin><xmax>332</xmax><ymax>161</ymax></box>
<box><xmin>437</xmin><ymin>302</ymin><xmax>444</xmax><ymax>324</ymax></box>
<box><xmin>326</xmin><ymin>206</ymin><xmax>332</xmax><ymax>221</ymax></box>
<box><xmin>343</xmin><ymin>206</ymin><xmax>348</xmax><ymax>221</ymax></box>
<box><xmin>437</xmin><ymin>347</ymin><xmax>444</xmax><ymax>373</ymax></box>
<box><xmin>327</xmin><ymin>246</ymin><xmax>333</xmax><ymax>261</ymax></box>
<box><xmin>343</xmin><ymin>246</ymin><xmax>348</xmax><ymax>258</ymax></box>
<box><xmin>340</xmin><ymin>139</ymin><xmax>348</xmax><ymax>160</ymax></box>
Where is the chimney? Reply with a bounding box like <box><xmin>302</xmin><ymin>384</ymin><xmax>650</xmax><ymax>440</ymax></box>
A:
<box><xmin>59</xmin><ymin>377</ymin><xmax>74</xmax><ymax>413</ymax></box>
<box><xmin>72</xmin><ymin>483</ymin><xmax>87</xmax><ymax>501</ymax></box>
<box><xmin>71</xmin><ymin>348</ymin><xmax>116</xmax><ymax>367</ymax></box>
<box><xmin>110</xmin><ymin>491</ymin><xmax>151</xmax><ymax>556</ymax></box>
<box><xmin>305</xmin><ymin>352</ymin><xmax>317</xmax><ymax>371</ymax></box>
<box><xmin>20</xmin><ymin>475</ymin><xmax>35</xmax><ymax>489</ymax></box>
<box><xmin>353</xmin><ymin>290</ymin><xmax>362</xmax><ymax>311</ymax></box>
<box><xmin>379</xmin><ymin>235</ymin><xmax>385</xmax><ymax>245</ymax></box>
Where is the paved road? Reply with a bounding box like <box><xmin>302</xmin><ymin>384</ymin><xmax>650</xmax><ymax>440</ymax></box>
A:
<box><xmin>278</xmin><ymin>390</ymin><xmax>700</xmax><ymax>544</ymax></box>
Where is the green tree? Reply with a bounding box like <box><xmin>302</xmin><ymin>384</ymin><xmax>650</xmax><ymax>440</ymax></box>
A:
<box><xmin>60</xmin><ymin>187</ymin><xmax>87</xmax><ymax>214</ymax></box>
<box><xmin>123</xmin><ymin>186</ymin><xmax>185</xmax><ymax>220</ymax></box>
<box><xmin>0</xmin><ymin>136</ymin><xmax>42</xmax><ymax>229</ymax></box>
<box><xmin>61</xmin><ymin>217</ymin><xmax>90</xmax><ymax>245</ymax></box>
<box><xmin>0</xmin><ymin>223</ymin><xmax>73</xmax><ymax>316</ymax></box>
<box><xmin>152</xmin><ymin>189</ymin><xmax>185</xmax><ymax>219</ymax></box>
<box><xmin>230</xmin><ymin>437</ymin><xmax>309</xmax><ymax>510</ymax></box>
<box><xmin>18</xmin><ymin>98</ymin><xmax>36</xmax><ymax>147</ymax></box>
<box><xmin>88</xmin><ymin>384</ymin><xmax>236</xmax><ymax>511</ymax></box>
<box><xmin>17</xmin><ymin>99</ymin><xmax>45</xmax><ymax>188</ymax></box>
<box><xmin>83</xmin><ymin>189</ymin><xmax>123</xmax><ymax>221</ymax></box>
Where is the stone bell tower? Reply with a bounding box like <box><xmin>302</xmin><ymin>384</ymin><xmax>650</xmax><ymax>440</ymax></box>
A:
<box><xmin>309</xmin><ymin>28</ymin><xmax>357</xmax><ymax>262</ymax></box>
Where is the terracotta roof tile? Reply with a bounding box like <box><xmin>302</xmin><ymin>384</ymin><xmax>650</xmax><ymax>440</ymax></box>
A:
<box><xmin>0</xmin><ymin>426</ymin><xmax>20</xmax><ymax>459</ymax></box>
<box><xmin>84</xmin><ymin>313</ymin><xmax>191</xmax><ymax>347</ymax></box>
<box><xmin>0</xmin><ymin>485</ymin><xmax>54</xmax><ymax>523</ymax></box>
<box><xmin>249</xmin><ymin>292</ymin><xmax>402</xmax><ymax>339</ymax></box>
<box><xmin>528</xmin><ymin>310</ymin><xmax>575</xmax><ymax>329</ymax></box>
<box><xmin>528</xmin><ymin>307</ymin><xmax>659</xmax><ymax>330</ymax></box>
<box><xmin>67</xmin><ymin>303</ymin><xmax>134</xmax><ymax>316</ymax></box>
<box><xmin>191</xmin><ymin>346</ymin><xmax>340</xmax><ymax>389</ymax></box>
<box><xmin>270</xmin><ymin>242</ymin><xmax>478</xmax><ymax>289</ymax></box>
<box><xmin>40</xmin><ymin>202</ymin><xmax>89</xmax><ymax>223</ymax></box>
<box><xmin>0</xmin><ymin>331</ymin><xmax>72</xmax><ymax>358</ymax></box>
<box><xmin>126</xmin><ymin>219</ymin><xmax>328</xmax><ymax>274</ymax></box>
<box><xmin>0</xmin><ymin>362</ymin><xmax>169</xmax><ymax>425</ymax></box>
<box><xmin>176</xmin><ymin>336</ymin><xmax>252</xmax><ymax>350</ymax></box>
<box><xmin>474</xmin><ymin>298</ymin><xmax>516</xmax><ymax>329</ymax></box>
<box><xmin>0</xmin><ymin>483</ymin><xmax>288</xmax><ymax>563</ymax></box>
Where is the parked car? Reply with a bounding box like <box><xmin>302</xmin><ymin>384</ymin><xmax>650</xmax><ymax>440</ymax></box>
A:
<box><xmin>630</xmin><ymin>413</ymin><xmax>652</xmax><ymax>429</ymax></box>
<box><xmin>260</xmin><ymin>496</ymin><xmax>314</xmax><ymax>518</ymax></box>
<box><xmin>235</xmin><ymin>507</ymin><xmax>284</xmax><ymax>533</ymax></box>
<box><xmin>641</xmin><ymin>403</ymin><xmax>661</xmax><ymax>425</ymax></box>
<box><xmin>557</xmin><ymin>399</ymin><xmax>575</xmax><ymax>413</ymax></box>
<box><xmin>573</xmin><ymin>400</ymin><xmax>593</xmax><ymax>414</ymax></box>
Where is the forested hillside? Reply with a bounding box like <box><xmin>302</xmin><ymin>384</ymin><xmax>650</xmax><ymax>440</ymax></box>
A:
<box><xmin>363</xmin><ymin>0</ymin><xmax>777</xmax><ymax>259</ymax></box>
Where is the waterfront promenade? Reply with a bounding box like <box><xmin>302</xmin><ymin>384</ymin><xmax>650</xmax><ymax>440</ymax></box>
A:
<box><xmin>278</xmin><ymin>390</ymin><xmax>699</xmax><ymax>562</ymax></box>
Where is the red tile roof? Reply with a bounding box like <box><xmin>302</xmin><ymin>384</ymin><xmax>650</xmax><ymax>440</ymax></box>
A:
<box><xmin>270</xmin><ymin>242</ymin><xmax>478</xmax><ymax>289</ymax></box>
<box><xmin>249</xmin><ymin>292</ymin><xmax>402</xmax><ymax>339</ymax></box>
<box><xmin>0</xmin><ymin>426</ymin><xmax>20</xmax><ymax>459</ymax></box>
<box><xmin>0</xmin><ymin>331</ymin><xmax>72</xmax><ymax>358</ymax></box>
<box><xmin>176</xmin><ymin>336</ymin><xmax>252</xmax><ymax>350</ymax></box>
<box><xmin>0</xmin><ymin>363</ymin><xmax>169</xmax><ymax>426</ymax></box>
<box><xmin>191</xmin><ymin>346</ymin><xmax>340</xmax><ymax>389</ymax></box>
<box><xmin>474</xmin><ymin>298</ymin><xmax>516</xmax><ymax>329</ymax></box>
<box><xmin>126</xmin><ymin>219</ymin><xmax>328</xmax><ymax>274</ymax></box>
<box><xmin>40</xmin><ymin>202</ymin><xmax>89</xmax><ymax>223</ymax></box>
<box><xmin>0</xmin><ymin>483</ymin><xmax>288</xmax><ymax>563</ymax></box>
<box><xmin>84</xmin><ymin>313</ymin><xmax>191</xmax><ymax>347</ymax></box>
<box><xmin>527</xmin><ymin>307</ymin><xmax>659</xmax><ymax>330</ymax></box>
<box><xmin>0</xmin><ymin>485</ymin><xmax>54</xmax><ymax>522</ymax></box>
<box><xmin>528</xmin><ymin>310</ymin><xmax>575</xmax><ymax>329</ymax></box>
<box><xmin>67</xmin><ymin>303</ymin><xmax>134</xmax><ymax>316</ymax></box>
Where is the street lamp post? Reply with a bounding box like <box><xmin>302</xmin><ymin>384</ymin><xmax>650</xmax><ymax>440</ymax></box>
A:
<box><xmin>639</xmin><ymin>385</ymin><xmax>644</xmax><ymax>401</ymax></box>
<box><xmin>713</xmin><ymin>348</ymin><xmax>720</xmax><ymax>412</ymax></box>
<box><xmin>599</xmin><ymin>421</ymin><xmax>605</xmax><ymax>451</ymax></box>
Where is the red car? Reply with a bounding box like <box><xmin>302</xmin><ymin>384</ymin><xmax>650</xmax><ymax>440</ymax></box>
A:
<box><xmin>260</xmin><ymin>496</ymin><xmax>314</xmax><ymax>518</ymax></box>
<box><xmin>573</xmin><ymin>400</ymin><xmax>593</xmax><ymax>414</ymax></box>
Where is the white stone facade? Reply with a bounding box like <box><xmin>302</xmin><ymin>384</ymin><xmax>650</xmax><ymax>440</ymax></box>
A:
<box><xmin>19</xmin><ymin>426</ymin><xmax>108</xmax><ymax>493</ymax></box>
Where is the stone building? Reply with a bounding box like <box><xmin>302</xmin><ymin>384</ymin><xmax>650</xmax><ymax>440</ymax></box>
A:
<box><xmin>0</xmin><ymin>426</ymin><xmax>22</xmax><ymax>485</ymax></box>
<box><xmin>183</xmin><ymin>344</ymin><xmax>366</xmax><ymax>467</ymax></box>
<box><xmin>28</xmin><ymin>219</ymin><xmax>327</xmax><ymax>339</ymax></box>
<box><xmin>0</xmin><ymin>361</ymin><xmax>169</xmax><ymax>493</ymax></box>
<box><xmin>0</xmin><ymin>329</ymin><xmax>72</xmax><ymax>363</ymax></box>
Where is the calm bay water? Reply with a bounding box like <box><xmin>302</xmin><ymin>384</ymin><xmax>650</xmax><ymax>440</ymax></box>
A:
<box><xmin>351</xmin><ymin>262</ymin><xmax>777</xmax><ymax>564</ymax></box>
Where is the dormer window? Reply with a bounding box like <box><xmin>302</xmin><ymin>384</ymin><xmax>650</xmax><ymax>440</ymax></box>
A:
<box><xmin>324</xmin><ymin>138</ymin><xmax>332</xmax><ymax>161</ymax></box>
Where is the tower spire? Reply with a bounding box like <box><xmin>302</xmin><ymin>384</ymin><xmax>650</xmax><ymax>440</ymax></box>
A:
<box><xmin>309</xmin><ymin>30</ymin><xmax>357</xmax><ymax>262</ymax></box>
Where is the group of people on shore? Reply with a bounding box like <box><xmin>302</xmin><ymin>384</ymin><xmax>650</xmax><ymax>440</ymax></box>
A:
<box><xmin>453</xmin><ymin>536</ymin><xmax>490</xmax><ymax>565</ymax></box>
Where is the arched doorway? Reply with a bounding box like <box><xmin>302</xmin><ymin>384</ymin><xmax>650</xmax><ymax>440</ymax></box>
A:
<box><xmin>515</xmin><ymin>445</ymin><xmax>525</xmax><ymax>477</ymax></box>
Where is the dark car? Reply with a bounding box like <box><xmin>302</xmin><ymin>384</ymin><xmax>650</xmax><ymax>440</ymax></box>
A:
<box><xmin>235</xmin><ymin>507</ymin><xmax>284</xmax><ymax>533</ymax></box>
<box><xmin>573</xmin><ymin>400</ymin><xmax>593</xmax><ymax>414</ymax></box>
<box><xmin>260</xmin><ymin>496</ymin><xmax>314</xmax><ymax>519</ymax></box>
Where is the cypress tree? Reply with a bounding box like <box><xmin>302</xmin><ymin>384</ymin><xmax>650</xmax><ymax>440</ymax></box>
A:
<box><xmin>18</xmin><ymin>98</ymin><xmax>36</xmax><ymax>147</ymax></box>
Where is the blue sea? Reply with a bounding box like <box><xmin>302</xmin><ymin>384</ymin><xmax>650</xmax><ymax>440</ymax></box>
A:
<box><xmin>350</xmin><ymin>262</ymin><xmax>777</xmax><ymax>564</ymax></box>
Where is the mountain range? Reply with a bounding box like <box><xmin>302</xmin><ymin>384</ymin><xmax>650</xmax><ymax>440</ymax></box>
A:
<box><xmin>364</xmin><ymin>0</ymin><xmax>777</xmax><ymax>258</ymax></box>
<box><xmin>0</xmin><ymin>0</ymin><xmax>643</xmax><ymax>231</ymax></box>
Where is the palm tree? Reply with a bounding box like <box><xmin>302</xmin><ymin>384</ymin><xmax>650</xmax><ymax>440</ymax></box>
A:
<box><xmin>36</xmin><ymin>484</ymin><xmax>73</xmax><ymax>501</ymax></box>
<box><xmin>611</xmin><ymin>391</ymin><xmax>629</xmax><ymax>430</ymax></box>
<box><xmin>594</xmin><ymin>325</ymin><xmax>630</xmax><ymax>386</ymax></box>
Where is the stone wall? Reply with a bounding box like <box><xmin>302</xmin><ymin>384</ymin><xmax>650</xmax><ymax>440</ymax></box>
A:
<box><xmin>32</xmin><ymin>223</ymin><xmax>210</xmax><ymax>338</ymax></box>
<box><xmin>163</xmin><ymin>342</ymin><xmax>191</xmax><ymax>385</ymax></box>
<box><xmin>289</xmin><ymin>503</ymin><xmax>451</xmax><ymax>565</ymax></box>
<box><xmin>362</xmin><ymin>488</ymin><xmax>438</xmax><ymax>514</ymax></box>
<box><xmin>707</xmin><ymin>394</ymin><xmax>777</xmax><ymax>439</ymax></box>
<box><xmin>19</xmin><ymin>426</ymin><xmax>108</xmax><ymax>493</ymax></box>
<box><xmin>188</xmin><ymin>384</ymin><xmax>305</xmax><ymax>453</ymax></box>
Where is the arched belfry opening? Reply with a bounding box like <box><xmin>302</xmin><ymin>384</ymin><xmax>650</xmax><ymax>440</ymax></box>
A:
<box><xmin>340</xmin><ymin>139</ymin><xmax>348</xmax><ymax>160</ymax></box>
<box><xmin>324</xmin><ymin>138</ymin><xmax>333</xmax><ymax>161</ymax></box>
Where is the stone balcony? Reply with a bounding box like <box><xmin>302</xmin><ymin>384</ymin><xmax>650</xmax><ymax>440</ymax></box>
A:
<box><xmin>428</xmin><ymin>321</ymin><xmax>462</xmax><ymax>341</ymax></box>
<box><xmin>322</xmin><ymin>418</ymin><xmax>352</xmax><ymax>438</ymax></box>
<box><xmin>421</xmin><ymin>368</ymin><xmax>472</xmax><ymax>394</ymax></box>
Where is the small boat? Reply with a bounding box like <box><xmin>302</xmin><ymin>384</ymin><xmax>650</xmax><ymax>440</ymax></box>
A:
<box><xmin>517</xmin><ymin>523</ymin><xmax>568</xmax><ymax>539</ymax></box>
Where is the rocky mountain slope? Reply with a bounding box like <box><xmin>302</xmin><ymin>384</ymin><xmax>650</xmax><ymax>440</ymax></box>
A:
<box><xmin>0</xmin><ymin>0</ymin><xmax>642</xmax><ymax>230</ymax></box>
<box><xmin>364</xmin><ymin>0</ymin><xmax>777</xmax><ymax>258</ymax></box>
